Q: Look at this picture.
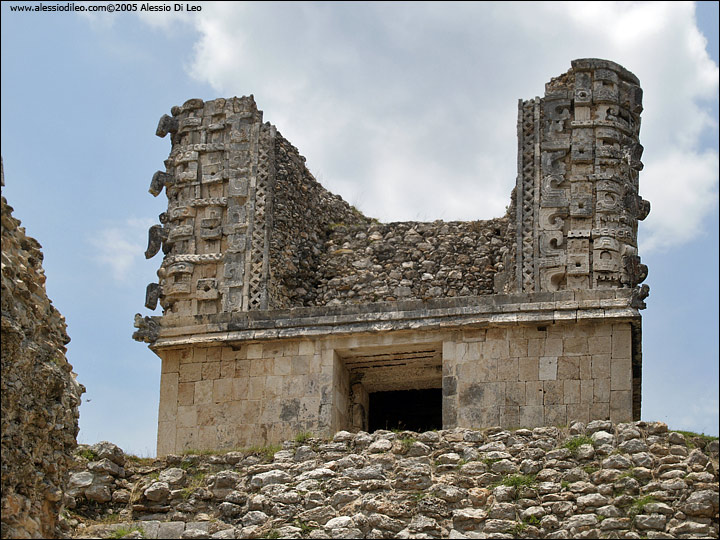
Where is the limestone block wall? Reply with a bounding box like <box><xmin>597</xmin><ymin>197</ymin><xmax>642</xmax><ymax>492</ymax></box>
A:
<box><xmin>154</xmin><ymin>316</ymin><xmax>636</xmax><ymax>455</ymax></box>
<box><xmin>441</xmin><ymin>322</ymin><xmax>634</xmax><ymax>431</ymax></box>
<box><xmin>156</xmin><ymin>340</ymin><xmax>331</xmax><ymax>455</ymax></box>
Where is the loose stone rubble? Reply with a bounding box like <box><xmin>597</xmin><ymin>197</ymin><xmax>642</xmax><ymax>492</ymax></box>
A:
<box><xmin>1</xmin><ymin>160</ymin><xmax>85</xmax><ymax>538</ymax></box>
<box><xmin>68</xmin><ymin>422</ymin><xmax>718</xmax><ymax>539</ymax></box>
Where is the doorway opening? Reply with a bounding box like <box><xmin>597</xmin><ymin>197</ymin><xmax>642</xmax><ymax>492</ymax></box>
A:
<box><xmin>336</xmin><ymin>342</ymin><xmax>443</xmax><ymax>433</ymax></box>
<box><xmin>368</xmin><ymin>388</ymin><xmax>442</xmax><ymax>432</ymax></box>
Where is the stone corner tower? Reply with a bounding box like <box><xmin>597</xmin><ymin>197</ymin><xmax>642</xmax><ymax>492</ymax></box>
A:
<box><xmin>509</xmin><ymin>58</ymin><xmax>650</xmax><ymax>303</ymax></box>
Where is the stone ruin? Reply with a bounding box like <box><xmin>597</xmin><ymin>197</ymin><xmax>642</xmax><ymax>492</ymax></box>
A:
<box><xmin>134</xmin><ymin>59</ymin><xmax>650</xmax><ymax>456</ymax></box>
<box><xmin>1</xmin><ymin>160</ymin><xmax>85</xmax><ymax>538</ymax></box>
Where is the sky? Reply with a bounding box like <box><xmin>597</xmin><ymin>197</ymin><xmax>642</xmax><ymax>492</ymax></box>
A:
<box><xmin>1</xmin><ymin>1</ymin><xmax>718</xmax><ymax>456</ymax></box>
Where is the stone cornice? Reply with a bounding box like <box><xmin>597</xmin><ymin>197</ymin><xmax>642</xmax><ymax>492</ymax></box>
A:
<box><xmin>150</xmin><ymin>289</ymin><xmax>639</xmax><ymax>349</ymax></box>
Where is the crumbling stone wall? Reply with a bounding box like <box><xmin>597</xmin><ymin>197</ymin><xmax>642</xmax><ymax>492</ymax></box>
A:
<box><xmin>1</xmin><ymin>163</ymin><xmax>85</xmax><ymax>538</ymax></box>
<box><xmin>268</xmin><ymin>133</ymin><xmax>516</xmax><ymax>307</ymax></box>
<box><xmin>267</xmin><ymin>135</ymin><xmax>372</xmax><ymax>308</ymax></box>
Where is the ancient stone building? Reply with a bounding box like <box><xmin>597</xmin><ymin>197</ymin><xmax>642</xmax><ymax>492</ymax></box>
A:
<box><xmin>134</xmin><ymin>59</ymin><xmax>650</xmax><ymax>456</ymax></box>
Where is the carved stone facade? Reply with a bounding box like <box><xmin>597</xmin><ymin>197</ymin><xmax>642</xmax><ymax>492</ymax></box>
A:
<box><xmin>135</xmin><ymin>59</ymin><xmax>649</xmax><ymax>455</ymax></box>
<box><xmin>510</xmin><ymin>59</ymin><xmax>649</xmax><ymax>299</ymax></box>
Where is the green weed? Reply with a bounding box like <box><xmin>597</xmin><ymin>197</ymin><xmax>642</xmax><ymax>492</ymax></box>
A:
<box><xmin>628</xmin><ymin>495</ymin><xmax>657</xmax><ymax>517</ymax></box>
<box><xmin>294</xmin><ymin>431</ymin><xmax>313</xmax><ymax>444</ymax></box>
<box><xmin>108</xmin><ymin>525</ymin><xmax>144</xmax><ymax>539</ymax></box>
<box><xmin>563</xmin><ymin>436</ymin><xmax>593</xmax><ymax>455</ymax></box>
<box><xmin>400</xmin><ymin>437</ymin><xmax>417</xmax><ymax>452</ymax></box>
<box><xmin>673</xmin><ymin>431</ymin><xmax>718</xmax><ymax>448</ymax></box>
<box><xmin>77</xmin><ymin>448</ymin><xmax>99</xmax><ymax>461</ymax></box>
<box><xmin>492</xmin><ymin>474</ymin><xmax>536</xmax><ymax>489</ymax></box>
<box><xmin>293</xmin><ymin>520</ymin><xmax>315</xmax><ymax>534</ymax></box>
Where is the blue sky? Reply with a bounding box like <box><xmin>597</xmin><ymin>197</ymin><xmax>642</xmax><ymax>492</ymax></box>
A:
<box><xmin>2</xmin><ymin>1</ymin><xmax>717</xmax><ymax>456</ymax></box>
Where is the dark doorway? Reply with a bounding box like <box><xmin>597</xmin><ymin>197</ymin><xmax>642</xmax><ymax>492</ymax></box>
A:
<box><xmin>368</xmin><ymin>388</ymin><xmax>442</xmax><ymax>432</ymax></box>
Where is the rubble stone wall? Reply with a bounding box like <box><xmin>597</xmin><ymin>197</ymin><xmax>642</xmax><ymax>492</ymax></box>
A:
<box><xmin>68</xmin><ymin>422</ymin><xmax>719</xmax><ymax>540</ymax></box>
<box><xmin>1</xmin><ymin>164</ymin><xmax>84</xmax><ymax>539</ymax></box>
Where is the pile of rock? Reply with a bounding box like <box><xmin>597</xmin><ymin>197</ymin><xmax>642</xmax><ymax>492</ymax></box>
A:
<box><xmin>67</xmin><ymin>421</ymin><xmax>718</xmax><ymax>539</ymax></box>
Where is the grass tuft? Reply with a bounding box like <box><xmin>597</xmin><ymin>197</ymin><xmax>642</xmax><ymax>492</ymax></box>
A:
<box><xmin>563</xmin><ymin>436</ymin><xmax>593</xmax><ymax>455</ymax></box>
<box><xmin>245</xmin><ymin>444</ymin><xmax>282</xmax><ymax>462</ymax></box>
<box><xmin>77</xmin><ymin>448</ymin><xmax>99</xmax><ymax>461</ymax></box>
<box><xmin>628</xmin><ymin>494</ymin><xmax>657</xmax><ymax>517</ymax></box>
<box><xmin>108</xmin><ymin>525</ymin><xmax>144</xmax><ymax>539</ymax></box>
<box><xmin>492</xmin><ymin>474</ymin><xmax>536</xmax><ymax>489</ymax></box>
<box><xmin>294</xmin><ymin>431</ymin><xmax>313</xmax><ymax>444</ymax></box>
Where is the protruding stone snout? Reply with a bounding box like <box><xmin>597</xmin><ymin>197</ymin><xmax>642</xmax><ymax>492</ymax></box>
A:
<box><xmin>156</xmin><ymin>114</ymin><xmax>178</xmax><ymax>138</ymax></box>
<box><xmin>149</xmin><ymin>171</ymin><xmax>173</xmax><ymax>197</ymax></box>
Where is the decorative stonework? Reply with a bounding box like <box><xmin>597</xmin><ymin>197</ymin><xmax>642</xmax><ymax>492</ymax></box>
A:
<box><xmin>135</xmin><ymin>59</ymin><xmax>649</xmax><ymax>454</ymax></box>
<box><xmin>514</xmin><ymin>59</ymin><xmax>649</xmax><ymax>298</ymax></box>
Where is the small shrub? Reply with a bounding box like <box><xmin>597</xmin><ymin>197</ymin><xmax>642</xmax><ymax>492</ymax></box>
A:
<box><xmin>563</xmin><ymin>436</ymin><xmax>593</xmax><ymax>455</ymax></box>
<box><xmin>264</xmin><ymin>530</ymin><xmax>281</xmax><ymax>539</ymax></box>
<box><xmin>108</xmin><ymin>525</ymin><xmax>144</xmax><ymax>539</ymax></box>
<box><xmin>560</xmin><ymin>480</ymin><xmax>570</xmax><ymax>490</ymax></box>
<box><xmin>492</xmin><ymin>474</ymin><xmax>536</xmax><ymax>489</ymax></box>
<box><xmin>77</xmin><ymin>448</ymin><xmax>99</xmax><ymax>461</ymax></box>
<box><xmin>511</xmin><ymin>522</ymin><xmax>527</xmax><ymax>535</ymax></box>
<box><xmin>628</xmin><ymin>495</ymin><xmax>657</xmax><ymax>517</ymax></box>
<box><xmin>294</xmin><ymin>431</ymin><xmax>313</xmax><ymax>444</ymax></box>
<box><xmin>583</xmin><ymin>465</ymin><xmax>599</xmax><ymax>475</ymax></box>
<box><xmin>525</xmin><ymin>515</ymin><xmax>540</xmax><ymax>526</ymax></box>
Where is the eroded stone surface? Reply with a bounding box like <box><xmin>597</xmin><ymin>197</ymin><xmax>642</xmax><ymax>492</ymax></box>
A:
<box><xmin>1</xmin><ymin>161</ymin><xmax>84</xmax><ymax>538</ymax></box>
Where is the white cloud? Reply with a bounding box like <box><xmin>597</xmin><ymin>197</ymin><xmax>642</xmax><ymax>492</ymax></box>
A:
<box><xmin>639</xmin><ymin>149</ymin><xmax>719</xmax><ymax>252</ymax></box>
<box><xmin>89</xmin><ymin>218</ymin><xmax>154</xmax><ymax>283</ymax></box>
<box><xmin>138</xmin><ymin>2</ymin><xmax>717</xmax><ymax>251</ymax></box>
